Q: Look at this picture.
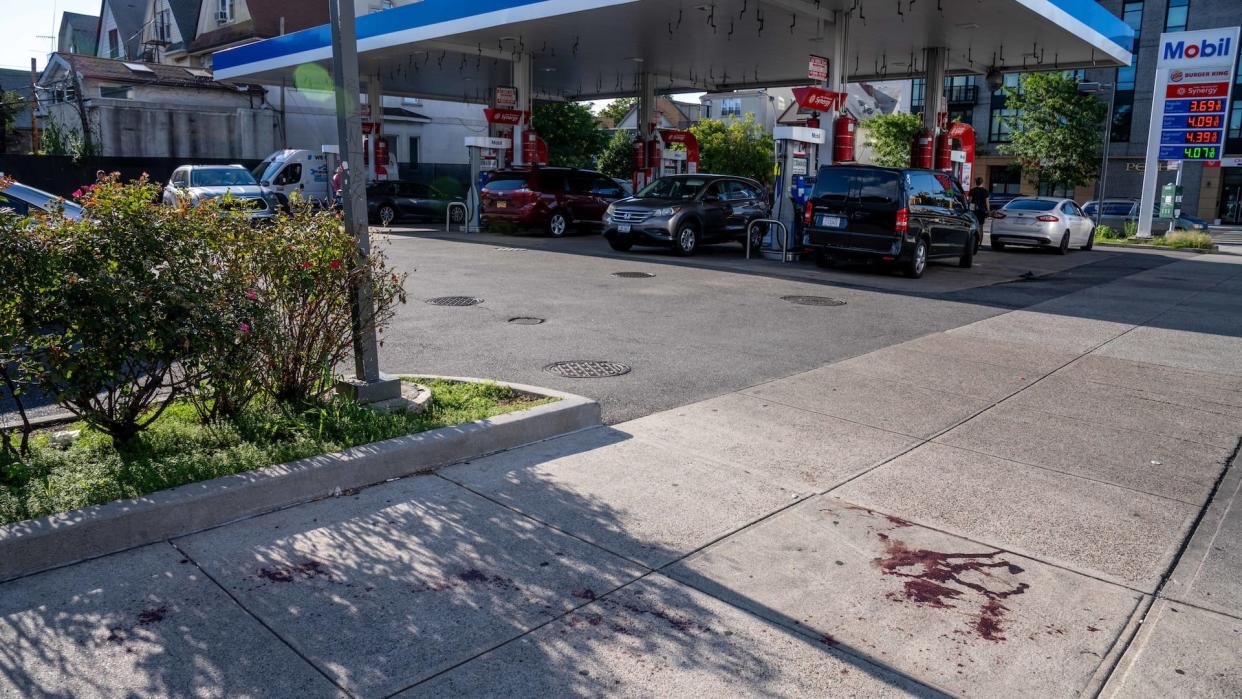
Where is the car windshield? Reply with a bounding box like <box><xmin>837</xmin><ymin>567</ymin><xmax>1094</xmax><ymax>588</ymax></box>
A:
<box><xmin>483</xmin><ymin>173</ymin><xmax>530</xmax><ymax>192</ymax></box>
<box><xmin>191</xmin><ymin>168</ymin><xmax>257</xmax><ymax>187</ymax></box>
<box><xmin>1004</xmin><ymin>199</ymin><xmax>1058</xmax><ymax>212</ymax></box>
<box><xmin>638</xmin><ymin>177</ymin><xmax>708</xmax><ymax>200</ymax></box>
<box><xmin>1101</xmin><ymin>202</ymin><xmax>1136</xmax><ymax>216</ymax></box>
<box><xmin>252</xmin><ymin>158</ymin><xmax>278</xmax><ymax>182</ymax></box>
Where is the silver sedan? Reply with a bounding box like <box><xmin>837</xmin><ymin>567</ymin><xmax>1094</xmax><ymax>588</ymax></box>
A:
<box><xmin>989</xmin><ymin>197</ymin><xmax>1095</xmax><ymax>254</ymax></box>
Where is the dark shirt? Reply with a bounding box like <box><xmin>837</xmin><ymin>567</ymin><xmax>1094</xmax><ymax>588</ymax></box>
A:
<box><xmin>969</xmin><ymin>186</ymin><xmax>991</xmax><ymax>213</ymax></box>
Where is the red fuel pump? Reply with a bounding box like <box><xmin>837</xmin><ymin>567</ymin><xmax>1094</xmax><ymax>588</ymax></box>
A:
<box><xmin>833</xmin><ymin>115</ymin><xmax>858</xmax><ymax>163</ymax></box>
<box><xmin>911</xmin><ymin>128</ymin><xmax>935</xmax><ymax>169</ymax></box>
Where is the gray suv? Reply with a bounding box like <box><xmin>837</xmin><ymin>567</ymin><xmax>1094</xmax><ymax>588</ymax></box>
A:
<box><xmin>603</xmin><ymin>175</ymin><xmax>770</xmax><ymax>256</ymax></box>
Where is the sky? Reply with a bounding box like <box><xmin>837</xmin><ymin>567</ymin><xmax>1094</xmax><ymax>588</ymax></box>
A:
<box><xmin>1</xmin><ymin>0</ymin><xmax>101</xmax><ymax>72</ymax></box>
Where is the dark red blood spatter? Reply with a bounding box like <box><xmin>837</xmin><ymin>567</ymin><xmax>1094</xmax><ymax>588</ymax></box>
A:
<box><xmin>872</xmin><ymin>535</ymin><xmax>1028</xmax><ymax>642</ymax></box>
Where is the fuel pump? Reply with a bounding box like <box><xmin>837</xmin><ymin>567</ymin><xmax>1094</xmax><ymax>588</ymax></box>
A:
<box><xmin>655</xmin><ymin>130</ymin><xmax>701</xmax><ymax>178</ymax></box>
<box><xmin>465</xmin><ymin>136</ymin><xmax>511</xmax><ymax>233</ymax></box>
<box><xmin>771</xmin><ymin>125</ymin><xmax>826</xmax><ymax>259</ymax></box>
<box><xmin>935</xmin><ymin>122</ymin><xmax>976</xmax><ymax>189</ymax></box>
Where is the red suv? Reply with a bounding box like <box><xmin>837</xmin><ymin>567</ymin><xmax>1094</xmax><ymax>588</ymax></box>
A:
<box><xmin>481</xmin><ymin>167</ymin><xmax>626</xmax><ymax>237</ymax></box>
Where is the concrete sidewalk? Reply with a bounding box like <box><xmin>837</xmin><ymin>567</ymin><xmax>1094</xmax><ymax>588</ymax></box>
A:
<box><xmin>2</xmin><ymin>252</ymin><xmax>1241</xmax><ymax>698</ymax></box>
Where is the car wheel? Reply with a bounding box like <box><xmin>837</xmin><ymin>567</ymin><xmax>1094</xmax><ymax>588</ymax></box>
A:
<box><xmin>958</xmin><ymin>236</ymin><xmax>975</xmax><ymax>269</ymax></box>
<box><xmin>1081</xmin><ymin>227</ymin><xmax>1095</xmax><ymax>251</ymax></box>
<box><xmin>609</xmin><ymin>239</ymin><xmax>633</xmax><ymax>252</ymax></box>
<box><xmin>746</xmin><ymin>223</ymin><xmax>766</xmax><ymax>254</ymax></box>
<box><xmin>673</xmin><ymin>223</ymin><xmax>699</xmax><ymax>256</ymax></box>
<box><xmin>991</xmin><ymin>237</ymin><xmax>1006</xmax><ymax>252</ymax></box>
<box><xmin>814</xmin><ymin>250</ymin><xmax>836</xmax><ymax>269</ymax></box>
<box><xmin>1056</xmin><ymin>231</ymin><xmax>1070</xmax><ymax>255</ymax></box>
<box><xmin>450</xmin><ymin>206</ymin><xmax>466</xmax><ymax>224</ymax></box>
<box><xmin>904</xmin><ymin>238</ymin><xmax>928</xmax><ymax>279</ymax></box>
<box><xmin>378</xmin><ymin>205</ymin><xmax>396</xmax><ymax>227</ymax></box>
<box><xmin>974</xmin><ymin>232</ymin><xmax>982</xmax><ymax>256</ymax></box>
<box><xmin>547</xmin><ymin>212</ymin><xmax>569</xmax><ymax>238</ymax></box>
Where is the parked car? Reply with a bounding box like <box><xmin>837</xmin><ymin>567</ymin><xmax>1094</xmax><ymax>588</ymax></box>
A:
<box><xmin>162</xmin><ymin>165</ymin><xmax>279</xmax><ymax>220</ymax></box>
<box><xmin>481</xmin><ymin>167</ymin><xmax>625</xmax><ymax>237</ymax></box>
<box><xmin>1082</xmin><ymin>198</ymin><xmax>1209</xmax><ymax>233</ymax></box>
<box><xmin>802</xmin><ymin>165</ymin><xmax>979</xmax><ymax>279</ymax></box>
<box><xmin>990</xmin><ymin>197</ymin><xmax>1094</xmax><ymax>253</ymax></box>
<box><xmin>367</xmin><ymin>181</ymin><xmax>466</xmax><ymax>226</ymax></box>
<box><xmin>0</xmin><ymin>180</ymin><xmax>84</xmax><ymax>220</ymax></box>
<box><xmin>252</xmin><ymin>149</ymin><xmax>333</xmax><ymax>208</ymax></box>
<box><xmin>602</xmin><ymin>174</ymin><xmax>771</xmax><ymax>256</ymax></box>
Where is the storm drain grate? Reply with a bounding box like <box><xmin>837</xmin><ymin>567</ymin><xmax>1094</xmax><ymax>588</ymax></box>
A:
<box><xmin>612</xmin><ymin>271</ymin><xmax>656</xmax><ymax>279</ymax></box>
<box><xmin>426</xmin><ymin>296</ymin><xmax>483</xmax><ymax>307</ymax></box>
<box><xmin>544</xmin><ymin>361</ymin><xmax>632</xmax><ymax>379</ymax></box>
<box><xmin>508</xmin><ymin>317</ymin><xmax>545</xmax><ymax>325</ymax></box>
<box><xmin>494</xmin><ymin>247</ymin><xmax>527</xmax><ymax>252</ymax></box>
<box><xmin>781</xmin><ymin>295</ymin><xmax>847</xmax><ymax>307</ymax></box>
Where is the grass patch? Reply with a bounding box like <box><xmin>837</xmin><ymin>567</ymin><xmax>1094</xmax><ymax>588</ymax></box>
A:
<box><xmin>0</xmin><ymin>380</ymin><xmax>552</xmax><ymax>526</ymax></box>
<box><xmin>1095</xmin><ymin>230</ymin><xmax>1215</xmax><ymax>250</ymax></box>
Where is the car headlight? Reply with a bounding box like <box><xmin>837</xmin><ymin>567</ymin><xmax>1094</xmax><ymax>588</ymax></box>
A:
<box><xmin>605</xmin><ymin>203</ymin><xmax>616</xmax><ymax>216</ymax></box>
<box><xmin>652</xmin><ymin>206</ymin><xmax>681</xmax><ymax>217</ymax></box>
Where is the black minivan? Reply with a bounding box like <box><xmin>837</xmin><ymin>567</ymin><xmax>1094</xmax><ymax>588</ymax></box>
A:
<box><xmin>803</xmin><ymin>165</ymin><xmax>979</xmax><ymax>279</ymax></box>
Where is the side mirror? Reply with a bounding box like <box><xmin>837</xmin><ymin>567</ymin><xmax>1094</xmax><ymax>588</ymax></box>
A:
<box><xmin>260</xmin><ymin>180</ymin><xmax>270</xmax><ymax>187</ymax></box>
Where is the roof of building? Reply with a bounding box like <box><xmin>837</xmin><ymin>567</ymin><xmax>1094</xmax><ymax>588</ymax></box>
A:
<box><xmin>0</xmin><ymin>69</ymin><xmax>34</xmax><ymax>124</ymax></box>
<box><xmin>59</xmin><ymin>12</ymin><xmax>100</xmax><ymax>55</ymax></box>
<box><xmin>101</xmin><ymin>0</ymin><xmax>149</xmax><ymax>60</ymax></box>
<box><xmin>616</xmin><ymin>97</ymin><xmax>697</xmax><ymax>130</ymax></box>
<box><xmin>49</xmin><ymin>53</ymin><xmax>254</xmax><ymax>93</ymax></box>
<box><xmin>190</xmin><ymin>0</ymin><xmax>330</xmax><ymax>54</ymax></box>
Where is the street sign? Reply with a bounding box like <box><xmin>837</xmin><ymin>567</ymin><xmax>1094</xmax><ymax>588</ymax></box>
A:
<box><xmin>1137</xmin><ymin>26</ymin><xmax>1240</xmax><ymax>236</ymax></box>
<box><xmin>808</xmin><ymin>54</ymin><xmax>829</xmax><ymax>81</ymax></box>
<box><xmin>1160</xmin><ymin>182</ymin><xmax>1183</xmax><ymax>218</ymax></box>
<box><xmin>494</xmin><ymin>86</ymin><xmax>518</xmax><ymax>108</ymax></box>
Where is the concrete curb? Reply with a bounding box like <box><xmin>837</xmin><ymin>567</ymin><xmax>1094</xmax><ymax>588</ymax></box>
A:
<box><xmin>1096</xmin><ymin>241</ymin><xmax>1218</xmax><ymax>253</ymax></box>
<box><xmin>0</xmin><ymin>377</ymin><xmax>600</xmax><ymax>583</ymax></box>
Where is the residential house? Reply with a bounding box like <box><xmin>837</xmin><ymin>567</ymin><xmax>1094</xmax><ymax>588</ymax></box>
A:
<box><xmin>58</xmin><ymin>12</ymin><xmax>100</xmax><ymax>56</ymax></box>
<box><xmin>700</xmin><ymin>88</ymin><xmax>795</xmax><ymax>132</ymax></box>
<box><xmin>96</xmin><ymin>0</ymin><xmax>147</xmax><ymax>61</ymax></box>
<box><xmin>613</xmin><ymin>98</ymin><xmax>703</xmax><ymax>131</ymax></box>
<box><xmin>140</xmin><ymin>0</ymin><xmax>201</xmax><ymax>66</ymax></box>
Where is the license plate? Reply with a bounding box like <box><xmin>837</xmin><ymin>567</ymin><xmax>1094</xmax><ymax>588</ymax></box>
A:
<box><xmin>817</xmin><ymin>215</ymin><xmax>843</xmax><ymax>228</ymax></box>
<box><xmin>496</xmin><ymin>201</ymin><xmax>507</xmax><ymax>209</ymax></box>
<box><xmin>617</xmin><ymin>223</ymin><xmax>632</xmax><ymax>233</ymax></box>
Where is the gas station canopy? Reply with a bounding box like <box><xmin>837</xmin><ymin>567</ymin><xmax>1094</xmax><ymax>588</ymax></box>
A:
<box><xmin>214</xmin><ymin>0</ymin><xmax>1134</xmax><ymax>101</ymax></box>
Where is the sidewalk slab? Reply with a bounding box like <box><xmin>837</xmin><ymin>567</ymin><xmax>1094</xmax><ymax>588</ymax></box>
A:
<box><xmin>1004</xmin><ymin>375</ymin><xmax>1240</xmax><ymax>449</ymax></box>
<box><xmin>401</xmin><ymin>574</ymin><xmax>943</xmax><ymax>698</ymax></box>
<box><xmin>741</xmin><ymin>367</ymin><xmax>993</xmax><ymax>439</ymax></box>
<box><xmin>1096</xmin><ymin>328</ymin><xmax>1242</xmax><ymax>378</ymax></box>
<box><xmin>440</xmin><ymin>427</ymin><xmax>804</xmax><ymax>569</ymax></box>
<box><xmin>1102</xmin><ymin>600</ymin><xmax>1242</xmax><ymax>698</ymax></box>
<box><xmin>1055</xmin><ymin>355</ymin><xmax>1242</xmax><ymax>415</ymax></box>
<box><xmin>948</xmin><ymin>310</ymin><xmax>1132</xmax><ymax>354</ymax></box>
<box><xmin>935</xmin><ymin>402</ymin><xmax>1228</xmax><ymax>505</ymax></box>
<box><xmin>623</xmin><ymin>392</ymin><xmax>919</xmax><ymax>492</ymax></box>
<box><xmin>1162</xmin><ymin>455</ymin><xmax>1242</xmax><ymax>619</ymax></box>
<box><xmin>668</xmin><ymin>496</ymin><xmax>1142</xmax><ymax>699</ymax></box>
<box><xmin>175</xmin><ymin>474</ymin><xmax>644</xmax><ymax>699</ymax></box>
<box><xmin>834</xmin><ymin>443</ymin><xmax>1198</xmax><ymax>591</ymax></box>
<box><xmin>883</xmin><ymin>332</ymin><xmax>1079</xmax><ymax>374</ymax></box>
<box><xmin>832</xmin><ymin>346</ymin><xmax>1036</xmax><ymax>402</ymax></box>
<box><xmin>0</xmin><ymin>543</ymin><xmax>340</xmax><ymax>699</ymax></box>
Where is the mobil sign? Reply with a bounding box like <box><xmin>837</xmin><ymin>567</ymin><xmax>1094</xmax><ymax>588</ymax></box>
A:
<box><xmin>1159</xmin><ymin>27</ymin><xmax>1238</xmax><ymax>68</ymax></box>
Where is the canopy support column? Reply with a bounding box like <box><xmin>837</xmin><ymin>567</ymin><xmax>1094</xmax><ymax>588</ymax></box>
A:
<box><xmin>512</xmin><ymin>53</ymin><xmax>531</xmax><ymax>165</ymax></box>
<box><xmin>923</xmin><ymin>47</ymin><xmax>948</xmax><ymax>132</ymax></box>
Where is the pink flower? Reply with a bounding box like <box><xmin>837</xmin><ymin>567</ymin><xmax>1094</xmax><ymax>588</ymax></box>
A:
<box><xmin>246</xmin><ymin>290</ymin><xmax>257</xmax><ymax>300</ymax></box>
<box><xmin>239</xmin><ymin>322</ymin><xmax>250</xmax><ymax>333</ymax></box>
<box><xmin>72</xmin><ymin>189</ymin><xmax>84</xmax><ymax>198</ymax></box>
<box><xmin>329</xmin><ymin>260</ymin><xmax>342</xmax><ymax>270</ymax></box>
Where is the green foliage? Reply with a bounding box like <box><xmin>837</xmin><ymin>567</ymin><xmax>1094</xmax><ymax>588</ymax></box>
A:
<box><xmin>596</xmin><ymin>129</ymin><xmax>636</xmax><ymax>180</ymax></box>
<box><xmin>861</xmin><ymin>112</ymin><xmax>923</xmax><ymax>168</ymax></box>
<box><xmin>1124</xmin><ymin>220</ymin><xmax>1139</xmax><ymax>238</ymax></box>
<box><xmin>0</xmin><ymin>381</ymin><xmax>551</xmax><ymax>525</ymax></box>
<box><xmin>37</xmin><ymin>115</ymin><xmax>99</xmax><ymax>159</ymax></box>
<box><xmin>1094</xmin><ymin>224</ymin><xmax>1123</xmax><ymax>240</ymax></box>
<box><xmin>0</xmin><ymin>91</ymin><xmax>22</xmax><ymax>150</ymax></box>
<box><xmin>1163</xmin><ymin>231</ymin><xmax>1214</xmax><ymax>249</ymax></box>
<box><xmin>596</xmin><ymin>98</ymin><xmax>637</xmax><ymax>126</ymax></box>
<box><xmin>689</xmin><ymin>114</ymin><xmax>775</xmax><ymax>184</ymax></box>
<box><xmin>1000</xmin><ymin>72</ymin><xmax>1107</xmax><ymax>191</ymax></box>
<box><xmin>532</xmin><ymin>101</ymin><xmax>608</xmax><ymax>169</ymax></box>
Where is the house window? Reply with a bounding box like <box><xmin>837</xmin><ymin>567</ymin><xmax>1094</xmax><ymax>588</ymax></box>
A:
<box><xmin>1111</xmin><ymin>96</ymin><xmax>1135</xmax><ymax>143</ymax></box>
<box><xmin>911</xmin><ymin>78</ymin><xmax>925</xmax><ymax>112</ymax></box>
<box><xmin>156</xmin><ymin>8</ymin><xmax>172</xmax><ymax>42</ymax></box>
<box><xmin>1121</xmin><ymin>2</ymin><xmax>1143</xmax><ymax>52</ymax></box>
<box><xmin>720</xmin><ymin>98</ymin><xmax>742</xmax><ymax>118</ymax></box>
<box><xmin>100</xmin><ymin>85</ymin><xmax>132</xmax><ymax>99</ymax></box>
<box><xmin>990</xmin><ymin>166</ymin><xmax>1022</xmax><ymax>195</ymax></box>
<box><xmin>989</xmin><ymin>108</ymin><xmax>1016</xmax><ymax>143</ymax></box>
<box><xmin>1165</xmin><ymin>0</ymin><xmax>1188</xmax><ymax>32</ymax></box>
<box><xmin>217</xmin><ymin>0</ymin><xmax>235</xmax><ymax>23</ymax></box>
<box><xmin>108</xmin><ymin>29</ymin><xmax>120</xmax><ymax>58</ymax></box>
<box><xmin>1038</xmin><ymin>181</ymin><xmax>1072</xmax><ymax>198</ymax></box>
<box><xmin>408</xmin><ymin>137</ymin><xmax>420</xmax><ymax>164</ymax></box>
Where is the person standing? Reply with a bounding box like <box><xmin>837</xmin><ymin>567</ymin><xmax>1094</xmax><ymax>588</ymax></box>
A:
<box><xmin>969</xmin><ymin>177</ymin><xmax>991</xmax><ymax>226</ymax></box>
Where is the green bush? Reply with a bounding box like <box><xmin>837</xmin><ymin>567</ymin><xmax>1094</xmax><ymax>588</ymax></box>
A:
<box><xmin>1164</xmin><ymin>231</ymin><xmax>1214</xmax><ymax>250</ymax></box>
<box><xmin>1094</xmin><ymin>224</ymin><xmax>1123</xmax><ymax>240</ymax></box>
<box><xmin>1124</xmin><ymin>221</ymin><xmax>1139</xmax><ymax>238</ymax></box>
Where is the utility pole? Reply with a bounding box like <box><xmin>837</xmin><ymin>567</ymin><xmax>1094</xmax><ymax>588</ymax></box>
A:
<box><xmin>329</xmin><ymin>0</ymin><xmax>401</xmax><ymax>405</ymax></box>
<box><xmin>30</xmin><ymin>58</ymin><xmax>39</xmax><ymax>152</ymax></box>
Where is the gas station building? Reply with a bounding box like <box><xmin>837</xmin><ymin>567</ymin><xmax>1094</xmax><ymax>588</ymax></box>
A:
<box><xmin>213</xmin><ymin>0</ymin><xmax>1135</xmax><ymax>231</ymax></box>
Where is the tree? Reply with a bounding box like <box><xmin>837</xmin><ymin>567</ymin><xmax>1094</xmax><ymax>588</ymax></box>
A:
<box><xmin>596</xmin><ymin>97</ymin><xmax>637</xmax><ymax>127</ymax></box>
<box><xmin>0</xmin><ymin>91</ymin><xmax>22</xmax><ymax>153</ymax></box>
<box><xmin>860</xmin><ymin>112</ymin><xmax>922</xmax><ymax>168</ymax></box>
<box><xmin>689</xmin><ymin>114</ymin><xmax>775</xmax><ymax>184</ymax></box>
<box><xmin>1000</xmin><ymin>72</ymin><xmax>1107</xmax><ymax>191</ymax></box>
<box><xmin>596</xmin><ymin>129</ymin><xmax>635</xmax><ymax>180</ymax></box>
<box><xmin>531</xmin><ymin>101</ymin><xmax>608</xmax><ymax>169</ymax></box>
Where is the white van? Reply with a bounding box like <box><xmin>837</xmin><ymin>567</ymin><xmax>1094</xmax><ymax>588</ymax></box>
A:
<box><xmin>252</xmin><ymin>150</ymin><xmax>333</xmax><ymax>208</ymax></box>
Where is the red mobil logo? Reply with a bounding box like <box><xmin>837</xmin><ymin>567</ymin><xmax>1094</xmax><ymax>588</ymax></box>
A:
<box><xmin>1167</xmin><ymin>82</ymin><xmax>1229</xmax><ymax>98</ymax></box>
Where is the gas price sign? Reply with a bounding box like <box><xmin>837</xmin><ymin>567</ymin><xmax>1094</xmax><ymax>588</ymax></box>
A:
<box><xmin>1152</xmin><ymin>29</ymin><xmax>1238</xmax><ymax>161</ymax></box>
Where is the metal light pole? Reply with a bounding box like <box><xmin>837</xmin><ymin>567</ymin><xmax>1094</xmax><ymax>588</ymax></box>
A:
<box><xmin>1078</xmin><ymin>81</ymin><xmax>1116</xmax><ymax>229</ymax></box>
<box><xmin>330</xmin><ymin>0</ymin><xmax>401</xmax><ymax>404</ymax></box>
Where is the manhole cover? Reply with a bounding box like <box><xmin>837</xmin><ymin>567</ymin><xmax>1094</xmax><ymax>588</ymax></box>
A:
<box><xmin>426</xmin><ymin>296</ymin><xmax>483</xmax><ymax>307</ymax></box>
<box><xmin>782</xmin><ymin>295</ymin><xmax>847</xmax><ymax>307</ymax></box>
<box><xmin>612</xmin><ymin>271</ymin><xmax>656</xmax><ymax>279</ymax></box>
<box><xmin>509</xmin><ymin>317</ymin><xmax>545</xmax><ymax>325</ymax></box>
<box><xmin>544</xmin><ymin>361</ymin><xmax>632</xmax><ymax>379</ymax></box>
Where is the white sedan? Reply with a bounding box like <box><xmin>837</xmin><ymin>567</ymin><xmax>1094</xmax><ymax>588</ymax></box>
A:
<box><xmin>989</xmin><ymin>197</ymin><xmax>1095</xmax><ymax>254</ymax></box>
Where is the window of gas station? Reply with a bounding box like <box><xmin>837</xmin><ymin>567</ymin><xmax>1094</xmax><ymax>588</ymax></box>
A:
<box><xmin>991</xmin><ymin>165</ymin><xmax>1023</xmax><ymax>196</ymax></box>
